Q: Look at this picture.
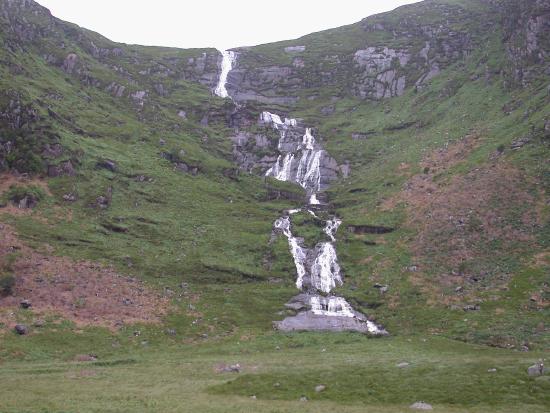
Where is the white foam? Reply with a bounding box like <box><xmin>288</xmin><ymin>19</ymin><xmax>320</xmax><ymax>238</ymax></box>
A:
<box><xmin>302</xmin><ymin>128</ymin><xmax>315</xmax><ymax>150</ymax></box>
<box><xmin>274</xmin><ymin>217</ymin><xmax>307</xmax><ymax>289</ymax></box>
<box><xmin>310</xmin><ymin>243</ymin><xmax>342</xmax><ymax>293</ymax></box>
<box><xmin>324</xmin><ymin>218</ymin><xmax>342</xmax><ymax>242</ymax></box>
<box><xmin>214</xmin><ymin>50</ymin><xmax>236</xmax><ymax>98</ymax></box>
<box><xmin>310</xmin><ymin>296</ymin><xmax>354</xmax><ymax>317</ymax></box>
<box><xmin>309</xmin><ymin>194</ymin><xmax>320</xmax><ymax>205</ymax></box>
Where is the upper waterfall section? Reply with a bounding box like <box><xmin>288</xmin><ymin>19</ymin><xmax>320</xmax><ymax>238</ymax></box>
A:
<box><xmin>214</xmin><ymin>50</ymin><xmax>236</xmax><ymax>98</ymax></box>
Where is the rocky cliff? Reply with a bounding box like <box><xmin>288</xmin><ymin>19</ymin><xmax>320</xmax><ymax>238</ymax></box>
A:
<box><xmin>225</xmin><ymin>0</ymin><xmax>549</xmax><ymax>105</ymax></box>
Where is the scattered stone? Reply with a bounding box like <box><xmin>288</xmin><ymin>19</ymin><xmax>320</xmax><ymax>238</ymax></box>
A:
<box><xmin>159</xmin><ymin>138</ymin><xmax>166</xmax><ymax>146</ymax></box>
<box><xmin>177</xmin><ymin>110</ymin><xmax>187</xmax><ymax>119</ymax></box>
<box><xmin>299</xmin><ymin>396</ymin><xmax>308</xmax><ymax>402</ymax></box>
<box><xmin>273</xmin><ymin>382</ymin><xmax>281</xmax><ymax>387</ymax></box>
<box><xmin>315</xmin><ymin>384</ymin><xmax>326</xmax><ymax>393</ymax></box>
<box><xmin>20</xmin><ymin>299</ymin><xmax>32</xmax><ymax>309</ymax></box>
<box><xmin>14</xmin><ymin>324</ymin><xmax>28</xmax><ymax>335</ymax></box>
<box><xmin>488</xmin><ymin>368</ymin><xmax>497</xmax><ymax>373</ymax></box>
<box><xmin>63</xmin><ymin>193</ymin><xmax>77</xmax><ymax>202</ymax></box>
<box><xmin>250</xmin><ymin>395</ymin><xmax>257</xmax><ymax>400</ymax></box>
<box><xmin>510</xmin><ymin>137</ymin><xmax>530</xmax><ymax>150</ymax></box>
<box><xmin>374</xmin><ymin>283</ymin><xmax>389</xmax><ymax>293</ymax></box>
<box><xmin>165</xmin><ymin>329</ymin><xmax>177</xmax><ymax>336</ymax></box>
<box><xmin>528</xmin><ymin>362</ymin><xmax>547</xmax><ymax>377</ymax></box>
<box><xmin>222</xmin><ymin>363</ymin><xmax>241</xmax><ymax>373</ymax></box>
<box><xmin>397</xmin><ymin>362</ymin><xmax>410</xmax><ymax>368</ymax></box>
<box><xmin>33</xmin><ymin>319</ymin><xmax>46</xmax><ymax>327</ymax></box>
<box><xmin>96</xmin><ymin>159</ymin><xmax>117</xmax><ymax>172</ymax></box>
<box><xmin>463</xmin><ymin>304</ymin><xmax>480</xmax><ymax>311</ymax></box>
<box><xmin>410</xmin><ymin>401</ymin><xmax>433</xmax><ymax>410</ymax></box>
<box><xmin>74</xmin><ymin>354</ymin><xmax>97</xmax><ymax>362</ymax></box>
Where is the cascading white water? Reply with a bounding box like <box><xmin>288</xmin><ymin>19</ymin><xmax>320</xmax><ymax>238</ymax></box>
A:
<box><xmin>274</xmin><ymin>216</ymin><xmax>307</xmax><ymax>289</ymax></box>
<box><xmin>310</xmin><ymin>296</ymin><xmax>355</xmax><ymax>318</ymax></box>
<box><xmin>302</xmin><ymin>128</ymin><xmax>315</xmax><ymax>150</ymax></box>
<box><xmin>211</xmin><ymin>60</ymin><xmax>385</xmax><ymax>332</ymax></box>
<box><xmin>263</xmin><ymin>112</ymin><xmax>324</xmax><ymax>202</ymax></box>
<box><xmin>264</xmin><ymin>110</ymin><xmax>385</xmax><ymax>333</ymax></box>
<box><xmin>310</xmin><ymin>242</ymin><xmax>342</xmax><ymax>293</ymax></box>
<box><xmin>324</xmin><ymin>218</ymin><xmax>342</xmax><ymax>242</ymax></box>
<box><xmin>214</xmin><ymin>50</ymin><xmax>236</xmax><ymax>98</ymax></box>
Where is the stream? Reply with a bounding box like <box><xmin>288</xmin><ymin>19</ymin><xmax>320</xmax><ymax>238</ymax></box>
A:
<box><xmin>215</xmin><ymin>50</ymin><xmax>386</xmax><ymax>334</ymax></box>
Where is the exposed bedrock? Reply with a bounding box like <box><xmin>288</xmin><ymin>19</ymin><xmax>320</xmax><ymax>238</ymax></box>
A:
<box><xmin>274</xmin><ymin>293</ymin><xmax>387</xmax><ymax>335</ymax></box>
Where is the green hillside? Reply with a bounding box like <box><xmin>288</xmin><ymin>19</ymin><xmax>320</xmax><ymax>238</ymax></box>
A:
<box><xmin>0</xmin><ymin>0</ymin><xmax>548</xmax><ymax>411</ymax></box>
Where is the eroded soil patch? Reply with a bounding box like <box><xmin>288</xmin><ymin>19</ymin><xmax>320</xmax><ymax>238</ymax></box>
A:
<box><xmin>0</xmin><ymin>223</ymin><xmax>168</xmax><ymax>329</ymax></box>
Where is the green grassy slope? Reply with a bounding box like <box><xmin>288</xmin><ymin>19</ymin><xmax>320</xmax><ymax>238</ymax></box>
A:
<box><xmin>0</xmin><ymin>0</ymin><xmax>548</xmax><ymax>411</ymax></box>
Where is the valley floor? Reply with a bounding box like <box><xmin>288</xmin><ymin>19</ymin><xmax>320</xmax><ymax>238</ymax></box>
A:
<box><xmin>0</xmin><ymin>334</ymin><xmax>548</xmax><ymax>413</ymax></box>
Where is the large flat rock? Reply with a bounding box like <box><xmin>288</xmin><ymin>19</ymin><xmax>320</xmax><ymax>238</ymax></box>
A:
<box><xmin>274</xmin><ymin>311</ymin><xmax>387</xmax><ymax>335</ymax></box>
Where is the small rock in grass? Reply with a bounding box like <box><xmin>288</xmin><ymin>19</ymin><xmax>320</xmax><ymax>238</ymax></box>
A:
<box><xmin>250</xmin><ymin>395</ymin><xmax>256</xmax><ymax>400</ymax></box>
<box><xmin>487</xmin><ymin>368</ymin><xmax>497</xmax><ymax>373</ymax></box>
<box><xmin>20</xmin><ymin>300</ymin><xmax>32</xmax><ymax>309</ymax></box>
<box><xmin>528</xmin><ymin>362</ymin><xmax>547</xmax><ymax>377</ymax></box>
<box><xmin>14</xmin><ymin>324</ymin><xmax>28</xmax><ymax>335</ymax></box>
<box><xmin>397</xmin><ymin>362</ymin><xmax>410</xmax><ymax>368</ymax></box>
<box><xmin>74</xmin><ymin>354</ymin><xmax>97</xmax><ymax>362</ymax></box>
<box><xmin>300</xmin><ymin>396</ymin><xmax>308</xmax><ymax>402</ymax></box>
<box><xmin>222</xmin><ymin>364</ymin><xmax>241</xmax><ymax>373</ymax></box>
<box><xmin>410</xmin><ymin>401</ymin><xmax>433</xmax><ymax>410</ymax></box>
<box><xmin>315</xmin><ymin>384</ymin><xmax>326</xmax><ymax>393</ymax></box>
<box><xmin>33</xmin><ymin>319</ymin><xmax>45</xmax><ymax>327</ymax></box>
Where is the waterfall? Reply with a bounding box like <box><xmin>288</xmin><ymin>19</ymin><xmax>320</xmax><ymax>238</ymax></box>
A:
<box><xmin>263</xmin><ymin>115</ymin><xmax>324</xmax><ymax>199</ymax></box>
<box><xmin>274</xmin><ymin>216</ymin><xmax>307</xmax><ymax>289</ymax></box>
<box><xmin>310</xmin><ymin>296</ymin><xmax>355</xmax><ymax>317</ymax></box>
<box><xmin>214</xmin><ymin>50</ymin><xmax>236</xmax><ymax>98</ymax></box>
<box><xmin>310</xmin><ymin>242</ymin><xmax>342</xmax><ymax>293</ymax></box>
<box><xmin>265</xmin><ymin>111</ymin><xmax>386</xmax><ymax>334</ymax></box>
<box><xmin>324</xmin><ymin>218</ymin><xmax>342</xmax><ymax>242</ymax></box>
<box><xmin>211</xmin><ymin>55</ymin><xmax>385</xmax><ymax>333</ymax></box>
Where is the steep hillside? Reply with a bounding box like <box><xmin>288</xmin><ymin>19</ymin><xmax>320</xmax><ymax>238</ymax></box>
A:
<box><xmin>0</xmin><ymin>0</ymin><xmax>548</xmax><ymax>344</ymax></box>
<box><xmin>222</xmin><ymin>0</ymin><xmax>550</xmax><ymax>348</ymax></box>
<box><xmin>0</xmin><ymin>0</ymin><xmax>549</xmax><ymax>411</ymax></box>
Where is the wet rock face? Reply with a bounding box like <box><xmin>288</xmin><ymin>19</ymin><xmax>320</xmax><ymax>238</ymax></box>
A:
<box><xmin>260</xmin><ymin>113</ymin><xmax>340</xmax><ymax>195</ymax></box>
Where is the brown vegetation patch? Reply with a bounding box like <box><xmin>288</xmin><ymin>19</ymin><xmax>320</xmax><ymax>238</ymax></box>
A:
<box><xmin>384</xmin><ymin>135</ymin><xmax>541</xmax><ymax>298</ymax></box>
<box><xmin>0</xmin><ymin>173</ymin><xmax>52</xmax><ymax>217</ymax></box>
<box><xmin>0</xmin><ymin>224</ymin><xmax>168</xmax><ymax>329</ymax></box>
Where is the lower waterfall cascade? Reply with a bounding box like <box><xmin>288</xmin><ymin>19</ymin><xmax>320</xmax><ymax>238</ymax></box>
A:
<box><xmin>262</xmin><ymin>111</ymin><xmax>387</xmax><ymax>335</ymax></box>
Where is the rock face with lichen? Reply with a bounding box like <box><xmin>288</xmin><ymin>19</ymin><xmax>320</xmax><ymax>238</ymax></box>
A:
<box><xmin>221</xmin><ymin>0</ymin><xmax>548</xmax><ymax>105</ymax></box>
